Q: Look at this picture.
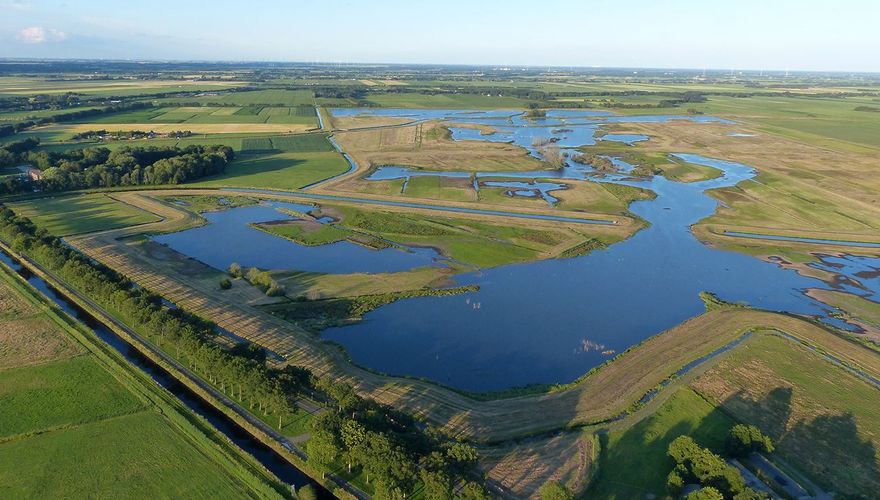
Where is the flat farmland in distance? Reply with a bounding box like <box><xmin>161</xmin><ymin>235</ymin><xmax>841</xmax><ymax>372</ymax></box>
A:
<box><xmin>58</xmin><ymin>122</ymin><xmax>312</xmax><ymax>134</ymax></box>
<box><xmin>74</xmin><ymin>104</ymin><xmax>319</xmax><ymax>128</ymax></box>
<box><xmin>192</xmin><ymin>151</ymin><xmax>350</xmax><ymax>190</ymax></box>
<box><xmin>270</xmin><ymin>133</ymin><xmax>336</xmax><ymax>152</ymax></box>
<box><xmin>194</xmin><ymin>89</ymin><xmax>315</xmax><ymax>106</ymax></box>
<box><xmin>354</xmin><ymin>92</ymin><xmax>532</xmax><ymax>109</ymax></box>
<box><xmin>0</xmin><ymin>77</ymin><xmax>244</xmax><ymax>97</ymax></box>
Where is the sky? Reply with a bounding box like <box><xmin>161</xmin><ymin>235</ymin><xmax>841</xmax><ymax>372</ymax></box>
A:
<box><xmin>1</xmin><ymin>0</ymin><xmax>878</xmax><ymax>72</ymax></box>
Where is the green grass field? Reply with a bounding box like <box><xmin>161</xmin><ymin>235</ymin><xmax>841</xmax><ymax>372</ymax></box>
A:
<box><xmin>350</xmin><ymin>92</ymin><xmax>532</xmax><ymax>109</ymax></box>
<box><xmin>192</xmin><ymin>151</ymin><xmax>350</xmax><ymax>190</ymax></box>
<box><xmin>0</xmin><ymin>356</ymin><xmax>144</xmax><ymax>438</ymax></box>
<box><xmin>261</xmin><ymin>204</ymin><xmax>614</xmax><ymax>269</ymax></box>
<box><xmin>0</xmin><ymin>411</ymin><xmax>259</xmax><ymax>498</ymax></box>
<box><xmin>257</xmin><ymin>221</ymin><xmax>348</xmax><ymax>246</ymax></box>
<box><xmin>10</xmin><ymin>194</ymin><xmax>160</xmax><ymax>236</ymax></box>
<box><xmin>0</xmin><ymin>266</ymin><xmax>284</xmax><ymax>498</ymax></box>
<box><xmin>73</xmin><ymin>104</ymin><xmax>319</xmax><ymax>128</ymax></box>
<box><xmin>195</xmin><ymin>89</ymin><xmax>315</xmax><ymax>106</ymax></box>
<box><xmin>587</xmin><ymin>388</ymin><xmax>735</xmax><ymax>499</ymax></box>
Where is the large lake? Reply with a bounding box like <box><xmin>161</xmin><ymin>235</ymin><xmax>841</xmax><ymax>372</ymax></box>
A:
<box><xmin>159</xmin><ymin>109</ymin><xmax>880</xmax><ymax>392</ymax></box>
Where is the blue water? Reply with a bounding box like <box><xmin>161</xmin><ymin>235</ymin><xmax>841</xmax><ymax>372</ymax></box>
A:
<box><xmin>480</xmin><ymin>180</ymin><xmax>565</xmax><ymax>205</ymax></box>
<box><xmin>153</xmin><ymin>201</ymin><xmax>442</xmax><ymax>274</ymax></box>
<box><xmin>312</xmin><ymin>108</ymin><xmax>880</xmax><ymax>392</ymax></box>
<box><xmin>158</xmin><ymin>108</ymin><xmax>880</xmax><ymax>392</ymax></box>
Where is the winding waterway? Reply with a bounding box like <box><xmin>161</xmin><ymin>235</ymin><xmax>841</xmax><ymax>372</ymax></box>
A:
<box><xmin>317</xmin><ymin>109</ymin><xmax>880</xmax><ymax>391</ymax></box>
<box><xmin>156</xmin><ymin>108</ymin><xmax>880</xmax><ymax>392</ymax></box>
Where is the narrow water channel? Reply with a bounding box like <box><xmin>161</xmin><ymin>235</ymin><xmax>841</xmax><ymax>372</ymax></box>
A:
<box><xmin>0</xmin><ymin>249</ymin><xmax>329</xmax><ymax>498</ymax></box>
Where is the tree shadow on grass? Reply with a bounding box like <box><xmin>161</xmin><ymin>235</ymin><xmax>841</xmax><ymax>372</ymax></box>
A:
<box><xmin>584</xmin><ymin>389</ymin><xmax>737</xmax><ymax>499</ymax></box>
<box><xmin>720</xmin><ymin>387</ymin><xmax>880</xmax><ymax>497</ymax></box>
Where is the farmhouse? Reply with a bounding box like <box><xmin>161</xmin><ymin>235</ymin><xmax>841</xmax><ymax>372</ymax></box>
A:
<box><xmin>17</xmin><ymin>165</ymin><xmax>42</xmax><ymax>181</ymax></box>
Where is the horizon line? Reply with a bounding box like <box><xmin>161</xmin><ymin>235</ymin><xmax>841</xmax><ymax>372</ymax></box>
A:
<box><xmin>0</xmin><ymin>57</ymin><xmax>878</xmax><ymax>76</ymax></box>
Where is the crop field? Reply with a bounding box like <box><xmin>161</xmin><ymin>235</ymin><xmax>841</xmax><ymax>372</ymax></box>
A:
<box><xmin>9</xmin><ymin>193</ymin><xmax>160</xmax><ymax>236</ymax></box>
<box><xmin>0</xmin><ymin>268</ymin><xmax>280</xmax><ymax>498</ymax></box>
<box><xmin>191</xmin><ymin>151</ymin><xmax>350</xmax><ymax>190</ymax></box>
<box><xmin>24</xmin><ymin>131</ymin><xmax>335</xmax><ymax>156</ymax></box>
<box><xmin>193</xmin><ymin>89</ymin><xmax>315</xmax><ymax>106</ymax></box>
<box><xmin>348</xmin><ymin>92</ymin><xmax>533</xmax><ymax>109</ymax></box>
<box><xmin>83</xmin><ymin>105</ymin><xmax>320</xmax><ymax>128</ymax></box>
<box><xmin>56</xmin><ymin>122</ymin><xmax>312</xmax><ymax>135</ymax></box>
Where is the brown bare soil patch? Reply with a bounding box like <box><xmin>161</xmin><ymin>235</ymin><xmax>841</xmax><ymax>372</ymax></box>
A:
<box><xmin>0</xmin><ymin>316</ymin><xmax>83</xmax><ymax>370</ymax></box>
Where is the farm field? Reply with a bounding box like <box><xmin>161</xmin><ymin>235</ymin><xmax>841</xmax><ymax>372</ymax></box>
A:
<box><xmin>83</xmin><ymin>105</ymin><xmax>319</xmax><ymax>128</ymax></box>
<box><xmin>0</xmin><ymin>77</ymin><xmax>244</xmax><ymax>97</ymax></box>
<box><xmin>9</xmin><ymin>193</ymin><xmax>160</xmax><ymax>236</ymax></box>
<box><xmin>192</xmin><ymin>151</ymin><xmax>350</xmax><ymax>190</ymax></box>
<box><xmin>0</xmin><ymin>265</ymin><xmax>283</xmax><ymax>498</ymax></box>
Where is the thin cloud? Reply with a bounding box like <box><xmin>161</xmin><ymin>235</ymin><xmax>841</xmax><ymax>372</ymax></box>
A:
<box><xmin>18</xmin><ymin>26</ymin><xmax>67</xmax><ymax>44</ymax></box>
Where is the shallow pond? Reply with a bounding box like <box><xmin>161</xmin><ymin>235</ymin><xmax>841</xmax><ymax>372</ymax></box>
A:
<box><xmin>153</xmin><ymin>201</ymin><xmax>441</xmax><ymax>274</ymax></box>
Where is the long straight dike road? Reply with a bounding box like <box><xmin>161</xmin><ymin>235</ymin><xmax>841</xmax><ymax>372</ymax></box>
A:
<box><xmin>0</xmin><ymin>240</ymin><xmax>368</xmax><ymax>500</ymax></box>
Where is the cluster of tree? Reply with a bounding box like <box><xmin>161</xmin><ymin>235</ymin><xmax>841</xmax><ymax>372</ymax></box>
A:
<box><xmin>666</xmin><ymin>435</ymin><xmax>769</xmax><ymax>499</ymax></box>
<box><xmin>0</xmin><ymin>144</ymin><xmax>233</xmax><ymax>195</ymax></box>
<box><xmin>0</xmin><ymin>92</ymin><xmax>84</xmax><ymax>114</ymax></box>
<box><xmin>228</xmin><ymin>263</ymin><xmax>285</xmax><ymax>297</ymax></box>
<box><xmin>0</xmin><ymin>208</ymin><xmax>491</xmax><ymax>498</ymax></box>
<box><xmin>630</xmin><ymin>162</ymin><xmax>664</xmax><ymax>178</ymax></box>
<box><xmin>0</xmin><ymin>102</ymin><xmax>154</xmax><ymax>138</ymax></box>
<box><xmin>725</xmin><ymin>424</ymin><xmax>774</xmax><ymax>458</ymax></box>
<box><xmin>306</xmin><ymin>378</ymin><xmax>489</xmax><ymax>499</ymax></box>
<box><xmin>525</xmin><ymin>107</ymin><xmax>547</xmax><ymax>118</ymax></box>
<box><xmin>0</xmin><ymin>122</ymin><xmax>37</xmax><ymax>139</ymax></box>
<box><xmin>570</xmin><ymin>153</ymin><xmax>616</xmax><ymax>172</ymax></box>
<box><xmin>538</xmin><ymin>481</ymin><xmax>574</xmax><ymax>500</ymax></box>
<box><xmin>854</xmin><ymin>105</ymin><xmax>880</xmax><ymax>112</ymax></box>
<box><xmin>539</xmin><ymin>144</ymin><xmax>566</xmax><ymax>169</ymax></box>
<box><xmin>0</xmin><ymin>138</ymin><xmax>41</xmax><ymax>170</ymax></box>
<box><xmin>71</xmin><ymin>129</ymin><xmax>194</xmax><ymax>141</ymax></box>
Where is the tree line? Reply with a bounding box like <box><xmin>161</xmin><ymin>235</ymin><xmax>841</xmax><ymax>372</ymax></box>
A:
<box><xmin>0</xmin><ymin>102</ymin><xmax>154</xmax><ymax>139</ymax></box>
<box><xmin>0</xmin><ymin>208</ymin><xmax>490</xmax><ymax>499</ymax></box>
<box><xmin>0</xmin><ymin>142</ymin><xmax>233</xmax><ymax>195</ymax></box>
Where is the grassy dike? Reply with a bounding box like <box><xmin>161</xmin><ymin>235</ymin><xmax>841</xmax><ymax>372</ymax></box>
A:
<box><xmin>0</xmin><ymin>260</ymin><xmax>288</xmax><ymax>498</ymax></box>
<box><xmin>0</xmin><ymin>241</ymin><xmax>358</xmax><ymax>499</ymax></box>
